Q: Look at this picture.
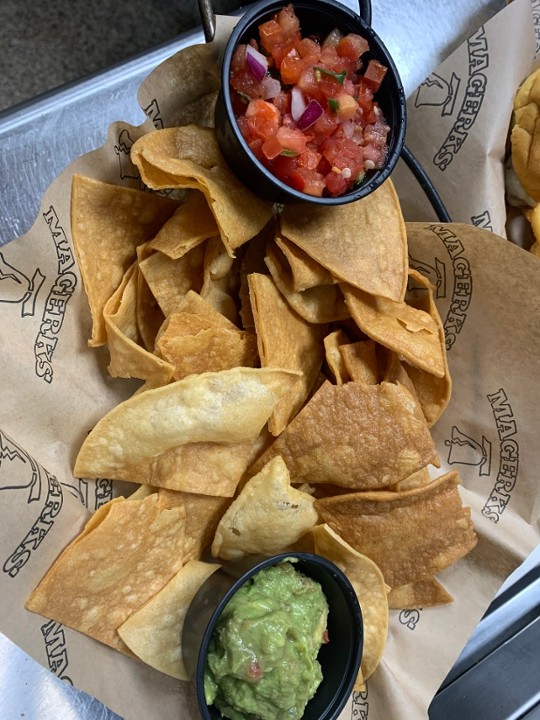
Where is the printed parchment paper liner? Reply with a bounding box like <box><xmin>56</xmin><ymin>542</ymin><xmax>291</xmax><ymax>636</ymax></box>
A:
<box><xmin>1</xmin><ymin>3</ymin><xmax>539</xmax><ymax>719</ymax></box>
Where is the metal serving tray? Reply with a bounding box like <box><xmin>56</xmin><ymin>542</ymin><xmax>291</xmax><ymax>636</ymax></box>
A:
<box><xmin>1</xmin><ymin>2</ymin><xmax>539</xmax><ymax>718</ymax></box>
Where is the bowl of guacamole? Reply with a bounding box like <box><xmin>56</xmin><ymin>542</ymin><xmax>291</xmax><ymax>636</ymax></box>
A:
<box><xmin>182</xmin><ymin>552</ymin><xmax>363</xmax><ymax>720</ymax></box>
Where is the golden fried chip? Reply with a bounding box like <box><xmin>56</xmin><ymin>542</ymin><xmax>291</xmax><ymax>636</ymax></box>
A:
<box><xmin>138</xmin><ymin>245</ymin><xmax>204</xmax><ymax>317</ymax></box>
<box><xmin>103</xmin><ymin>263</ymin><xmax>175</xmax><ymax>385</ymax></box>
<box><xmin>342</xmin><ymin>282</ymin><xmax>445</xmax><ymax>378</ymax></box>
<box><xmin>339</xmin><ymin>339</ymin><xmax>379</xmax><ymax>384</ymax></box>
<box><xmin>390</xmin><ymin>466</ymin><xmax>432</xmax><ymax>492</ymax></box>
<box><xmin>211</xmin><ymin>456</ymin><xmax>318</xmax><ymax>560</ymax></box>
<box><xmin>136</xmin><ymin>265</ymin><xmax>165</xmax><ymax>351</ymax></box>
<box><xmin>143</xmin><ymin>439</ymin><xmax>260</xmax><ymax>496</ymax></box>
<box><xmin>200</xmin><ymin>237</ymin><xmax>241</xmax><ymax>324</ymax></box>
<box><xmin>248</xmin><ymin>272</ymin><xmax>326</xmax><ymax>435</ymax></box>
<box><xmin>280</xmin><ymin>179</ymin><xmax>407</xmax><ymax>301</ymax></box>
<box><xmin>130</xmin><ymin>125</ymin><xmax>274</xmax><ymax>254</ymax></box>
<box><xmin>275</xmin><ymin>234</ymin><xmax>333</xmax><ymax>291</ymax></box>
<box><xmin>157</xmin><ymin>488</ymin><xmax>232</xmax><ymax>561</ymax></box>
<box><xmin>323</xmin><ymin>329</ymin><xmax>351</xmax><ymax>385</ymax></box>
<box><xmin>118</xmin><ymin>560</ymin><xmax>220</xmax><ymax>680</ymax></box>
<box><xmin>403</xmin><ymin>268</ymin><xmax>452</xmax><ymax>425</ymax></box>
<box><xmin>147</xmin><ymin>190</ymin><xmax>218</xmax><ymax>259</ymax></box>
<box><xmin>265</xmin><ymin>241</ymin><xmax>349</xmax><ymax>323</ymax></box>
<box><xmin>74</xmin><ymin>367</ymin><xmax>302</xmax><ymax>486</ymax></box>
<box><xmin>25</xmin><ymin>494</ymin><xmax>186</xmax><ymax>652</ymax></box>
<box><xmin>388</xmin><ymin>577</ymin><xmax>453</xmax><ymax>609</ymax></box>
<box><xmin>315</xmin><ymin>471</ymin><xmax>477</xmax><ymax>588</ymax></box>
<box><xmin>71</xmin><ymin>174</ymin><xmax>179</xmax><ymax>346</ymax></box>
<box><xmin>155</xmin><ymin>310</ymin><xmax>258</xmax><ymax>381</ymax></box>
<box><xmin>311</xmin><ymin>524</ymin><xmax>388</xmax><ymax>682</ymax></box>
<box><xmin>252</xmin><ymin>381</ymin><xmax>439</xmax><ymax>490</ymax></box>
<box><xmin>170</xmin><ymin>289</ymin><xmax>238</xmax><ymax>330</ymax></box>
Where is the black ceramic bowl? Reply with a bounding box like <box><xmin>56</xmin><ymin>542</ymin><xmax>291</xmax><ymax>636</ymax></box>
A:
<box><xmin>215</xmin><ymin>0</ymin><xmax>406</xmax><ymax>205</ymax></box>
<box><xmin>182</xmin><ymin>552</ymin><xmax>363</xmax><ymax>720</ymax></box>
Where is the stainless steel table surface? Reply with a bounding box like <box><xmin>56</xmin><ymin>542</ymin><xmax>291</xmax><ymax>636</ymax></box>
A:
<box><xmin>2</xmin><ymin>1</ymin><xmax>539</xmax><ymax>719</ymax></box>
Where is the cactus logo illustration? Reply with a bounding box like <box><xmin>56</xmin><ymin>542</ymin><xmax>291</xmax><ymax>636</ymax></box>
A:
<box><xmin>0</xmin><ymin>251</ymin><xmax>45</xmax><ymax>318</ymax></box>
<box><xmin>445</xmin><ymin>425</ymin><xmax>492</xmax><ymax>476</ymax></box>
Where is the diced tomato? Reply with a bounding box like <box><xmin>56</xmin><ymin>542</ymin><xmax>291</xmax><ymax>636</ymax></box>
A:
<box><xmin>290</xmin><ymin>167</ymin><xmax>326</xmax><ymax>196</ymax></box>
<box><xmin>296</xmin><ymin>37</ymin><xmax>321</xmax><ymax>64</ymax></box>
<box><xmin>261</xmin><ymin>133</ymin><xmax>284</xmax><ymax>160</ymax></box>
<box><xmin>245</xmin><ymin>99</ymin><xmax>281</xmax><ymax>140</ymax></box>
<box><xmin>280</xmin><ymin>49</ymin><xmax>306</xmax><ymax>85</ymax></box>
<box><xmin>275</xmin><ymin>125</ymin><xmax>311</xmax><ymax>154</ymax></box>
<box><xmin>363</xmin><ymin>59</ymin><xmax>387</xmax><ymax>91</ymax></box>
<box><xmin>230</xmin><ymin>5</ymin><xmax>390</xmax><ymax>198</ymax></box>
<box><xmin>297</xmin><ymin>148</ymin><xmax>322</xmax><ymax>170</ymax></box>
<box><xmin>337</xmin><ymin>33</ymin><xmax>369</xmax><ymax>61</ymax></box>
<box><xmin>269</xmin><ymin>153</ymin><xmax>298</xmax><ymax>182</ymax></box>
<box><xmin>325</xmin><ymin>168</ymin><xmax>349</xmax><ymax>196</ymax></box>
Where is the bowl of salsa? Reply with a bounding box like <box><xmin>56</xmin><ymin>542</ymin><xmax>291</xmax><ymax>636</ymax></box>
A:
<box><xmin>182</xmin><ymin>552</ymin><xmax>363</xmax><ymax>720</ymax></box>
<box><xmin>215</xmin><ymin>0</ymin><xmax>406</xmax><ymax>205</ymax></box>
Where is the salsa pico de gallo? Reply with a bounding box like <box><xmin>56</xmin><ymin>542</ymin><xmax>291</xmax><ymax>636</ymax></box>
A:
<box><xmin>229</xmin><ymin>4</ymin><xmax>390</xmax><ymax>198</ymax></box>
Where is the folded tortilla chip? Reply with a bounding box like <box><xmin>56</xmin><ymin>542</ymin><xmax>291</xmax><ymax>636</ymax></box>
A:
<box><xmin>402</xmin><ymin>267</ymin><xmax>452</xmax><ymax>425</ymax></box>
<box><xmin>252</xmin><ymin>381</ymin><xmax>439</xmax><ymax>489</ymax></box>
<box><xmin>265</xmin><ymin>241</ymin><xmax>349</xmax><ymax>324</ymax></box>
<box><xmin>138</xmin><ymin>245</ymin><xmax>205</xmax><ymax>317</ymax></box>
<box><xmin>339</xmin><ymin>339</ymin><xmax>379</xmax><ymax>385</ymax></box>
<box><xmin>103</xmin><ymin>263</ymin><xmax>175</xmax><ymax>385</ymax></box>
<box><xmin>248</xmin><ymin>272</ymin><xmax>326</xmax><ymax>435</ymax></box>
<box><xmin>323</xmin><ymin>329</ymin><xmax>351</xmax><ymax>385</ymax></box>
<box><xmin>274</xmin><ymin>234</ymin><xmax>334</xmax><ymax>291</ymax></box>
<box><xmin>342</xmin><ymin>282</ymin><xmax>445</xmax><ymax>378</ymax></box>
<box><xmin>146</xmin><ymin>190</ymin><xmax>219</xmax><ymax>259</ymax></box>
<box><xmin>311</xmin><ymin>524</ymin><xmax>388</xmax><ymax>682</ymax></box>
<box><xmin>211</xmin><ymin>456</ymin><xmax>318</xmax><ymax>560</ymax></box>
<box><xmin>71</xmin><ymin>174</ymin><xmax>179</xmax><ymax>346</ymax></box>
<box><xmin>315</xmin><ymin>471</ymin><xmax>478</xmax><ymax>588</ymax></box>
<box><xmin>74</xmin><ymin>367</ymin><xmax>301</xmax><ymax>486</ymax></box>
<box><xmin>118</xmin><ymin>560</ymin><xmax>220</xmax><ymax>680</ymax></box>
<box><xmin>280</xmin><ymin>179</ymin><xmax>407</xmax><ymax>301</ymax></box>
<box><xmin>25</xmin><ymin>494</ymin><xmax>186</xmax><ymax>652</ymax></box>
<box><xmin>130</xmin><ymin>125</ymin><xmax>274</xmax><ymax>255</ymax></box>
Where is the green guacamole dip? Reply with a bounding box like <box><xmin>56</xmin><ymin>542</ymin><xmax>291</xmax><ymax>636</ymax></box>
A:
<box><xmin>204</xmin><ymin>561</ymin><xmax>329</xmax><ymax>720</ymax></box>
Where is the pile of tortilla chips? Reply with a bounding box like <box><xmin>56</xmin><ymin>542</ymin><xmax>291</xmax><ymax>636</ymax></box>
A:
<box><xmin>25</xmin><ymin>120</ymin><xmax>477</xmax><ymax>694</ymax></box>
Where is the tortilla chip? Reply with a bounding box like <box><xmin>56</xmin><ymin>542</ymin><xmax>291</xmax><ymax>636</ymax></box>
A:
<box><xmin>252</xmin><ymin>381</ymin><xmax>439</xmax><ymax>490</ymax></box>
<box><xmin>155</xmin><ymin>311</ymin><xmax>258</xmax><ymax>381</ymax></box>
<box><xmin>311</xmin><ymin>524</ymin><xmax>388</xmax><ymax>682</ymax></box>
<box><xmin>388</xmin><ymin>577</ymin><xmax>453</xmax><ymax>609</ymax></box>
<box><xmin>25</xmin><ymin>494</ymin><xmax>186</xmax><ymax>652</ymax></box>
<box><xmin>402</xmin><ymin>268</ymin><xmax>452</xmax><ymax>425</ymax></box>
<box><xmin>157</xmin><ymin>488</ymin><xmax>232</xmax><ymax>561</ymax></box>
<box><xmin>118</xmin><ymin>560</ymin><xmax>220</xmax><ymax>680</ymax></box>
<box><xmin>390</xmin><ymin>465</ymin><xmax>432</xmax><ymax>492</ymax></box>
<box><xmin>265</xmin><ymin>241</ymin><xmax>349</xmax><ymax>323</ymax></box>
<box><xmin>74</xmin><ymin>367</ymin><xmax>302</xmax><ymax>485</ymax></box>
<box><xmin>71</xmin><ymin>174</ymin><xmax>179</xmax><ymax>346</ymax></box>
<box><xmin>342</xmin><ymin>282</ymin><xmax>445</xmax><ymax>378</ymax></box>
<box><xmin>274</xmin><ymin>234</ymin><xmax>334</xmax><ymax>291</ymax></box>
<box><xmin>339</xmin><ymin>339</ymin><xmax>379</xmax><ymax>384</ymax></box>
<box><xmin>280</xmin><ymin>179</ymin><xmax>407</xmax><ymax>301</ymax></box>
<box><xmin>103</xmin><ymin>263</ymin><xmax>175</xmax><ymax>385</ymax></box>
<box><xmin>147</xmin><ymin>190</ymin><xmax>218</xmax><ymax>259</ymax></box>
<box><xmin>200</xmin><ymin>237</ymin><xmax>241</xmax><ymax>323</ymax></box>
<box><xmin>315</xmin><ymin>471</ymin><xmax>478</xmax><ymax>587</ymax></box>
<box><xmin>248</xmin><ymin>272</ymin><xmax>326</xmax><ymax>435</ymax></box>
<box><xmin>323</xmin><ymin>329</ymin><xmax>351</xmax><ymax>385</ymax></box>
<box><xmin>142</xmin><ymin>438</ymin><xmax>259</xmax><ymax>496</ymax></box>
<box><xmin>211</xmin><ymin>456</ymin><xmax>318</xmax><ymax>560</ymax></box>
<box><xmin>130</xmin><ymin>125</ymin><xmax>274</xmax><ymax>255</ymax></box>
<box><xmin>136</xmin><ymin>265</ymin><xmax>165</xmax><ymax>351</ymax></box>
<box><xmin>138</xmin><ymin>245</ymin><xmax>205</xmax><ymax>317</ymax></box>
